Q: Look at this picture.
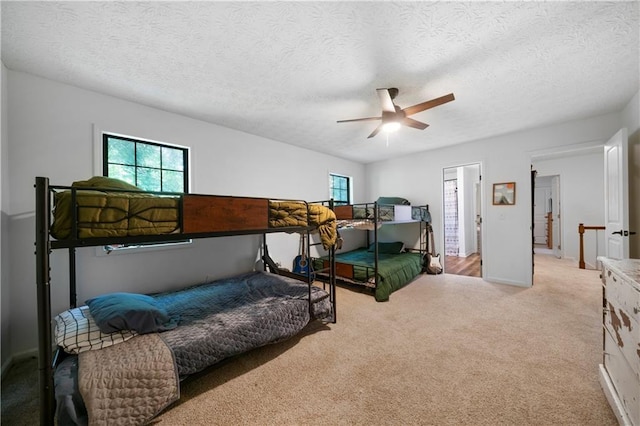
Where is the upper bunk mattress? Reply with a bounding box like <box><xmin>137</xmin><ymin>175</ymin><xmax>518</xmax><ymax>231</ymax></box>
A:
<box><xmin>49</xmin><ymin>177</ymin><xmax>337</xmax><ymax>249</ymax></box>
<box><xmin>334</xmin><ymin>203</ymin><xmax>430</xmax><ymax>226</ymax></box>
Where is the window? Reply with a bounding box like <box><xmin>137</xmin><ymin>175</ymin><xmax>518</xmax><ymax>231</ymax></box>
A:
<box><xmin>330</xmin><ymin>174</ymin><xmax>351</xmax><ymax>205</ymax></box>
<box><xmin>103</xmin><ymin>134</ymin><xmax>188</xmax><ymax>192</ymax></box>
<box><xmin>101</xmin><ymin>133</ymin><xmax>190</xmax><ymax>253</ymax></box>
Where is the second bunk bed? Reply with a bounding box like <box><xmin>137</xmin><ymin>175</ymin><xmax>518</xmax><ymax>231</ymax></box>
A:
<box><xmin>312</xmin><ymin>197</ymin><xmax>430</xmax><ymax>302</ymax></box>
<box><xmin>35</xmin><ymin>176</ymin><xmax>338</xmax><ymax>426</ymax></box>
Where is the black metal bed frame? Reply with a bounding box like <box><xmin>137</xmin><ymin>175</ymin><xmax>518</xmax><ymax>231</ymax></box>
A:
<box><xmin>312</xmin><ymin>201</ymin><xmax>429</xmax><ymax>294</ymax></box>
<box><xmin>34</xmin><ymin>176</ymin><xmax>336</xmax><ymax>425</ymax></box>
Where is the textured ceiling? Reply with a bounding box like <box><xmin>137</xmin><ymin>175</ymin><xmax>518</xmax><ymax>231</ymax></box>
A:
<box><xmin>2</xmin><ymin>2</ymin><xmax>638</xmax><ymax>164</ymax></box>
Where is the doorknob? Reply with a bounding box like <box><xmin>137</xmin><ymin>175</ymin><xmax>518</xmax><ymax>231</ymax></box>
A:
<box><xmin>612</xmin><ymin>230</ymin><xmax>637</xmax><ymax>236</ymax></box>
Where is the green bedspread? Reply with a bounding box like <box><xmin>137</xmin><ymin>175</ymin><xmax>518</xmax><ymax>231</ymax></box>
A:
<box><xmin>314</xmin><ymin>247</ymin><xmax>423</xmax><ymax>302</ymax></box>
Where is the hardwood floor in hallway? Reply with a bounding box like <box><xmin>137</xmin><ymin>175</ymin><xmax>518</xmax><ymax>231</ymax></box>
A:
<box><xmin>445</xmin><ymin>253</ymin><xmax>481</xmax><ymax>277</ymax></box>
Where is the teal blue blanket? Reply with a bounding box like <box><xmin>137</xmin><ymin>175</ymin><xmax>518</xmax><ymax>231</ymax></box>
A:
<box><xmin>314</xmin><ymin>248</ymin><xmax>423</xmax><ymax>301</ymax></box>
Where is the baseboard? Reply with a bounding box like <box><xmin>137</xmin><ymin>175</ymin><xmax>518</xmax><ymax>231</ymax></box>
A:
<box><xmin>599</xmin><ymin>363</ymin><xmax>632</xmax><ymax>426</ymax></box>
<box><xmin>484</xmin><ymin>276</ymin><xmax>530</xmax><ymax>288</ymax></box>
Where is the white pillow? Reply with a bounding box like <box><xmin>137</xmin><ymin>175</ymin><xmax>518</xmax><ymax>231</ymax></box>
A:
<box><xmin>54</xmin><ymin>305</ymin><xmax>137</xmax><ymax>354</ymax></box>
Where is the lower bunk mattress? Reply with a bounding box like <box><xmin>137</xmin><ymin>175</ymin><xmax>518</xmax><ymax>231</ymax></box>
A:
<box><xmin>313</xmin><ymin>247</ymin><xmax>423</xmax><ymax>302</ymax></box>
<box><xmin>53</xmin><ymin>271</ymin><xmax>332</xmax><ymax>426</ymax></box>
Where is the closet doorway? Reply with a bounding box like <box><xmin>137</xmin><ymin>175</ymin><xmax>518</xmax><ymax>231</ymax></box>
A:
<box><xmin>442</xmin><ymin>163</ymin><xmax>482</xmax><ymax>277</ymax></box>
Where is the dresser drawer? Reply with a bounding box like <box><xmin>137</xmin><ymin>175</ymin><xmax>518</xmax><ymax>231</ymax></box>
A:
<box><xmin>604</xmin><ymin>291</ymin><xmax>640</xmax><ymax>378</ymax></box>
<box><xmin>604</xmin><ymin>327</ymin><xmax>640</xmax><ymax>425</ymax></box>
<box><xmin>604</xmin><ymin>267</ymin><xmax>640</xmax><ymax>325</ymax></box>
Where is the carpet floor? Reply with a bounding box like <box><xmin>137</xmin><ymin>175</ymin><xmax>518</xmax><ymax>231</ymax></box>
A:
<box><xmin>1</xmin><ymin>254</ymin><xmax>617</xmax><ymax>425</ymax></box>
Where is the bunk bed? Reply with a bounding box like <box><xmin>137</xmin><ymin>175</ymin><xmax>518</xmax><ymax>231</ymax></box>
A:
<box><xmin>35</xmin><ymin>176</ymin><xmax>337</xmax><ymax>426</ymax></box>
<box><xmin>313</xmin><ymin>197</ymin><xmax>430</xmax><ymax>302</ymax></box>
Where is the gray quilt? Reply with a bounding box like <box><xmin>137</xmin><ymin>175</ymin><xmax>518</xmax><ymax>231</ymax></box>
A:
<box><xmin>155</xmin><ymin>271</ymin><xmax>331</xmax><ymax>377</ymax></box>
<box><xmin>55</xmin><ymin>271</ymin><xmax>332</xmax><ymax>425</ymax></box>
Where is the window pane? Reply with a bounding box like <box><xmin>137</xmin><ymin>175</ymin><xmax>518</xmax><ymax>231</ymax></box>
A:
<box><xmin>330</xmin><ymin>174</ymin><xmax>350</xmax><ymax>204</ymax></box>
<box><xmin>162</xmin><ymin>170</ymin><xmax>184</xmax><ymax>192</ymax></box>
<box><xmin>137</xmin><ymin>168</ymin><xmax>161</xmax><ymax>191</ymax></box>
<box><xmin>136</xmin><ymin>143</ymin><xmax>161</xmax><ymax>168</ymax></box>
<box><xmin>108</xmin><ymin>164</ymin><xmax>136</xmax><ymax>185</ymax></box>
<box><xmin>108</xmin><ymin>138</ymin><xmax>134</xmax><ymax>165</ymax></box>
<box><xmin>162</xmin><ymin>147</ymin><xmax>184</xmax><ymax>171</ymax></box>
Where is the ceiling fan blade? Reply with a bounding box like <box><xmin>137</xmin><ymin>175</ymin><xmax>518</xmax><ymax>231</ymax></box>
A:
<box><xmin>402</xmin><ymin>93</ymin><xmax>455</xmax><ymax>116</ymax></box>
<box><xmin>337</xmin><ymin>116</ymin><xmax>382</xmax><ymax>123</ymax></box>
<box><xmin>376</xmin><ymin>88</ymin><xmax>396</xmax><ymax>113</ymax></box>
<box><xmin>402</xmin><ymin>117</ymin><xmax>429</xmax><ymax>130</ymax></box>
<box><xmin>367</xmin><ymin>123</ymin><xmax>384</xmax><ymax>139</ymax></box>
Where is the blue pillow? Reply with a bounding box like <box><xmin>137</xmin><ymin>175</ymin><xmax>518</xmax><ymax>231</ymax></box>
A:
<box><xmin>85</xmin><ymin>292</ymin><xmax>178</xmax><ymax>334</ymax></box>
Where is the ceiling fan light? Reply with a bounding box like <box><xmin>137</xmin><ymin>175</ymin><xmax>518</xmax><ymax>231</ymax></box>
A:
<box><xmin>382</xmin><ymin>121</ymin><xmax>401</xmax><ymax>133</ymax></box>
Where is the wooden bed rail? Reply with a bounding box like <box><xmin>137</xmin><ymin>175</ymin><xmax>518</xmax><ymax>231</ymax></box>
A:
<box><xmin>578</xmin><ymin>223</ymin><xmax>605</xmax><ymax>269</ymax></box>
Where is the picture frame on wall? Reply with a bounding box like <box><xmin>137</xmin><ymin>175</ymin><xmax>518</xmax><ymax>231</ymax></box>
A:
<box><xmin>493</xmin><ymin>182</ymin><xmax>516</xmax><ymax>205</ymax></box>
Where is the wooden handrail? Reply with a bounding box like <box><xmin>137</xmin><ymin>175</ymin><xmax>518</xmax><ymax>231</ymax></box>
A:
<box><xmin>578</xmin><ymin>223</ymin><xmax>606</xmax><ymax>269</ymax></box>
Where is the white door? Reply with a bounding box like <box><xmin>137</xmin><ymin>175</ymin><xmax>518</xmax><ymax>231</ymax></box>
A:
<box><xmin>604</xmin><ymin>128</ymin><xmax>629</xmax><ymax>259</ymax></box>
<box><xmin>551</xmin><ymin>175</ymin><xmax>561</xmax><ymax>258</ymax></box>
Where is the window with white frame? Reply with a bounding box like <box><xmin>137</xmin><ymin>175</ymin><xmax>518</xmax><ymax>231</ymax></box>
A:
<box><xmin>329</xmin><ymin>173</ymin><xmax>351</xmax><ymax>205</ymax></box>
<box><xmin>102</xmin><ymin>133</ymin><xmax>190</xmax><ymax>252</ymax></box>
<box><xmin>103</xmin><ymin>133</ymin><xmax>188</xmax><ymax>192</ymax></box>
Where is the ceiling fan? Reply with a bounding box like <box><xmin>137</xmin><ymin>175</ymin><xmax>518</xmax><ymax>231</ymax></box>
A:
<box><xmin>337</xmin><ymin>88</ymin><xmax>455</xmax><ymax>139</ymax></box>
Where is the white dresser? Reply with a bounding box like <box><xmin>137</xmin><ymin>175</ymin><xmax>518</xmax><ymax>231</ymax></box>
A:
<box><xmin>599</xmin><ymin>257</ymin><xmax>640</xmax><ymax>426</ymax></box>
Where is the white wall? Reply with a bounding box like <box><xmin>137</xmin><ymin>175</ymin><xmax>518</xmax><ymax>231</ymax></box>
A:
<box><xmin>532</xmin><ymin>151</ymin><xmax>605</xmax><ymax>267</ymax></box>
<box><xmin>5</xmin><ymin>70</ymin><xmax>365</xmax><ymax>355</ymax></box>
<box><xmin>366</xmin><ymin>112</ymin><xmax>622</xmax><ymax>287</ymax></box>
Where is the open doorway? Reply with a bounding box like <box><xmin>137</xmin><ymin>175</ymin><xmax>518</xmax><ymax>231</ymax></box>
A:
<box><xmin>442</xmin><ymin>163</ymin><xmax>482</xmax><ymax>277</ymax></box>
<box><xmin>533</xmin><ymin>174</ymin><xmax>562</xmax><ymax>258</ymax></box>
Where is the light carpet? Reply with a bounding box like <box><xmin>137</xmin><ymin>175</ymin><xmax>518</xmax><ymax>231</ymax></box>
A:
<box><xmin>1</xmin><ymin>255</ymin><xmax>617</xmax><ymax>425</ymax></box>
<box><xmin>155</xmin><ymin>255</ymin><xmax>616</xmax><ymax>425</ymax></box>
